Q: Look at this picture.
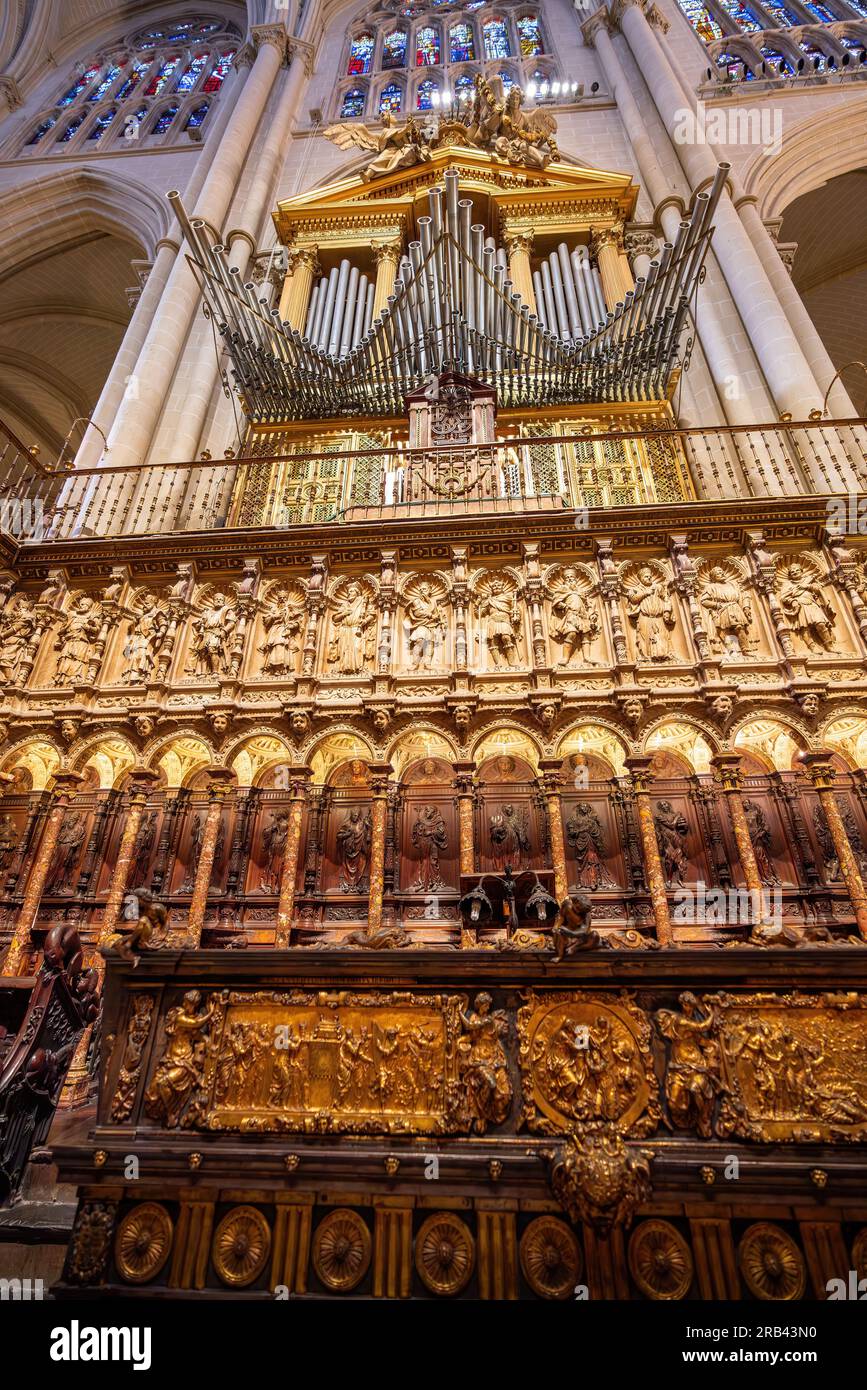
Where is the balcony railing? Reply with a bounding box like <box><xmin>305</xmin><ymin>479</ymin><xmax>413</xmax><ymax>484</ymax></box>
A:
<box><xmin>1</xmin><ymin>417</ymin><xmax>866</xmax><ymax>543</ymax></box>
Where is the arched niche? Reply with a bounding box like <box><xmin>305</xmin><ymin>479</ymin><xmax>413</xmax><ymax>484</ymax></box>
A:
<box><xmin>155</xmin><ymin>736</ymin><xmax>212</xmax><ymax>788</ymax></box>
<box><xmin>475</xmin><ymin>752</ymin><xmax>545</xmax><ymax>876</ymax></box>
<box><xmin>75</xmin><ymin>737</ymin><xmax>136</xmax><ymax>789</ymax></box>
<box><xmin>556</xmin><ymin>724</ymin><xmax>627</xmax><ymax>778</ymax></box>
<box><xmin>388</xmin><ymin>728</ymin><xmax>456</xmax><ymax>779</ymax></box>
<box><xmin>397</xmin><ymin>756</ymin><xmax>460</xmax><ymax>916</ymax></box>
<box><xmin>309</xmin><ymin>732</ymin><xmax>373</xmax><ymax>786</ymax></box>
<box><xmin>231</xmin><ymin>734</ymin><xmax>294</xmax><ymax>788</ymax></box>
<box><xmin>644</xmin><ymin>721</ymin><xmax>714</xmax><ymax>775</ymax></box>
<box><xmin>823</xmin><ymin>715</ymin><xmax>867</xmax><ymax>772</ymax></box>
<box><xmin>472</xmin><ymin>727</ymin><xmax>541</xmax><ymax>775</ymax></box>
<box><xmin>2</xmin><ymin>740</ymin><xmax>60</xmax><ymax>792</ymax></box>
<box><xmin>733</xmin><ymin>719</ymin><xmax>805</xmax><ymax>774</ymax></box>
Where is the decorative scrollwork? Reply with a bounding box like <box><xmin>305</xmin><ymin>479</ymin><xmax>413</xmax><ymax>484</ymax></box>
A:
<box><xmin>211</xmin><ymin>1205</ymin><xmax>271</xmax><ymax>1287</ymax></box>
<box><xmin>312</xmin><ymin>1208</ymin><xmax>371</xmax><ymax>1292</ymax></box>
<box><xmin>737</xmin><ymin>1223</ymin><xmax>806</xmax><ymax>1301</ymax></box>
<box><xmin>414</xmin><ymin>1212</ymin><xmax>475</xmax><ymax>1296</ymax></box>
<box><xmin>115</xmin><ymin>1202</ymin><xmax>173</xmax><ymax>1284</ymax></box>
<box><xmin>519</xmin><ymin>1215</ymin><xmax>582</xmax><ymax>1299</ymax></box>
<box><xmin>628</xmin><ymin>1219</ymin><xmax>693</xmax><ymax>1300</ymax></box>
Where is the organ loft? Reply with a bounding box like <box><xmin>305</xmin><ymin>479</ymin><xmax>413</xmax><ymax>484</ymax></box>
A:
<box><xmin>0</xmin><ymin>0</ymin><xmax>866</xmax><ymax>1309</ymax></box>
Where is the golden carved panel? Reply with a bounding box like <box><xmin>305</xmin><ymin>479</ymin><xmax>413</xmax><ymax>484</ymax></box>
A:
<box><xmin>517</xmin><ymin>991</ymin><xmax>661</xmax><ymax>1137</ymax></box>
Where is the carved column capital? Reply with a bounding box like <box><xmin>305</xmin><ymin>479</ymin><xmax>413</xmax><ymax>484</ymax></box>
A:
<box><xmin>126</xmin><ymin>767</ymin><xmax>162</xmax><ymax>802</ymax></box>
<box><xmin>581</xmin><ymin>10</ymin><xmax>612</xmax><ymax>47</ymax></box>
<box><xmin>710</xmin><ymin>753</ymin><xmax>744</xmax><ymax>792</ymax></box>
<box><xmin>623</xmin><ymin>755</ymin><xmax>654</xmax><ymax>793</ymax></box>
<box><xmin>205</xmin><ymin>766</ymin><xmax>236</xmax><ymax>801</ymax></box>
<box><xmin>796</xmin><ymin>750</ymin><xmax>837</xmax><ymax>790</ymax></box>
<box><xmin>372</xmin><ymin>240</ymin><xmax>402</xmax><ymax>268</ymax></box>
<box><xmin>251</xmin><ymin>23</ymin><xmax>289</xmax><ymax>60</ymax></box>
<box><xmin>503</xmin><ymin>231</ymin><xmax>534</xmax><ymax>256</ymax></box>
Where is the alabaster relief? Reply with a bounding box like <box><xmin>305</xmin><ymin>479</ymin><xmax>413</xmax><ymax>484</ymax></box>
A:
<box><xmin>694</xmin><ymin>557</ymin><xmax>766</xmax><ymax>660</ymax></box>
<box><xmin>252</xmin><ymin>579</ymin><xmax>307</xmax><ymax>680</ymax></box>
<box><xmin>544</xmin><ymin>563</ymin><xmax>606</xmax><ymax>668</ymax></box>
<box><xmin>469</xmin><ymin>568</ymin><xmax>526</xmax><ymax>672</ymax></box>
<box><xmin>399</xmin><ymin>572</ymin><xmax>451</xmax><ymax>673</ymax></box>
<box><xmin>773</xmin><ymin>551</ymin><xmax>848</xmax><ymax>656</ymax></box>
<box><xmin>325</xmin><ymin>574</ymin><xmax>379</xmax><ymax>677</ymax></box>
<box><xmin>618</xmin><ymin>559</ymin><xmax>685</xmax><ymax>665</ymax></box>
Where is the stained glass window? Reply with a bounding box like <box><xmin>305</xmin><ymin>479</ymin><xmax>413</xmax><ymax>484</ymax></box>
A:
<box><xmin>87</xmin><ymin>63</ymin><xmax>125</xmax><ymax>102</ymax></box>
<box><xmin>675</xmin><ymin>0</ymin><xmax>723</xmax><ymax>40</ymax></box>
<box><xmin>416</xmin><ymin>27</ymin><xmax>441</xmax><ymax>65</ymax></box>
<box><xmin>483</xmin><ymin>18</ymin><xmax>511</xmax><ymax>60</ymax></box>
<box><xmin>137</xmin><ymin>31</ymin><xmax>164</xmax><ymax>48</ymax></box>
<box><xmin>348</xmin><ymin>32</ymin><xmax>374</xmax><ymax>75</ymax></box>
<box><xmin>844</xmin><ymin>0</ymin><xmax>867</xmax><ymax>15</ymax></box>
<box><xmin>449</xmin><ymin>22</ymin><xmax>475</xmax><ymax>62</ymax></box>
<box><xmin>759</xmin><ymin>1</ymin><xmax>800</xmax><ymax>23</ymax></box>
<box><xmin>383</xmin><ymin>30</ymin><xmax>407</xmax><ymax>67</ymax></box>
<box><xmin>799</xmin><ymin>39</ymin><xmax>827</xmax><ymax>64</ymax></box>
<box><xmin>58</xmin><ymin>64</ymin><xmax>101</xmax><ymax>106</ymax></box>
<box><xmin>716</xmin><ymin>50</ymin><xmax>753</xmax><ymax>76</ymax></box>
<box><xmin>87</xmin><ymin>108</ymin><xmax>117</xmax><ymax>139</ymax></box>
<box><xmin>341</xmin><ymin>87</ymin><xmax>366</xmax><ymax>117</ymax></box>
<box><xmin>498</xmin><ymin>69</ymin><xmax>516</xmax><ymax>96</ymax></box>
<box><xmin>761</xmin><ymin>46</ymin><xmax>794</xmax><ymax>71</ymax></box>
<box><xmin>144</xmin><ymin>56</ymin><xmax>181</xmax><ymax>96</ymax></box>
<box><xmin>203</xmin><ymin>51</ymin><xmax>235</xmax><ymax>92</ymax></box>
<box><xmin>185</xmin><ymin>102</ymin><xmax>210</xmax><ymax>129</ymax></box>
<box><xmin>152</xmin><ymin>103</ymin><xmax>179</xmax><ymax>134</ymax></box>
<box><xmin>801</xmin><ymin>0</ymin><xmax>838</xmax><ymax>16</ymax></box>
<box><xmin>115</xmin><ymin>60</ymin><xmax>150</xmax><ymax>100</ymax></box>
<box><xmin>177</xmin><ymin>52</ymin><xmax>209</xmax><ymax>92</ymax></box>
<box><xmin>714</xmin><ymin>0</ymin><xmax>762</xmax><ymax>31</ymax></box>
<box><xmin>27</xmin><ymin>115</ymin><xmax>57</xmax><ymax>145</ymax></box>
<box><xmin>454</xmin><ymin>73</ymin><xmax>475</xmax><ymax>97</ymax></box>
<box><xmin>467</xmin><ymin>1</ymin><xmax>486</xmax><ymax>8</ymax></box>
<box><xmin>379</xmin><ymin>82</ymin><xmax>403</xmax><ymax>114</ymax></box>
<box><xmin>58</xmin><ymin>112</ymin><xmax>88</xmax><ymax>142</ymax></box>
<box><xmin>417</xmin><ymin>77</ymin><xmax>437</xmax><ymax>108</ymax></box>
<box><xmin>517</xmin><ymin>15</ymin><xmax>543</xmax><ymax>57</ymax></box>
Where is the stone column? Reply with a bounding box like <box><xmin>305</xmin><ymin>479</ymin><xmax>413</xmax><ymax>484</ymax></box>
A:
<box><xmin>279</xmin><ymin>246</ymin><xmax>319</xmax><ymax>330</ymax></box>
<box><xmin>188</xmin><ymin>768</ymin><xmax>236</xmax><ymax>945</ymax></box>
<box><xmin>624</xmin><ymin>756</ymin><xmax>672</xmax><ymax>946</ymax></box>
<box><xmin>539</xmin><ymin>758</ymin><xmax>569</xmax><ymax>904</ymax></box>
<box><xmin>99</xmin><ymin>24</ymin><xmax>287</xmax><ymax>473</ymax></box>
<box><xmin>366</xmin><ymin>763</ymin><xmax>393</xmax><ymax>936</ymax></box>
<box><xmin>371</xmin><ymin>241</ymin><xmax>402</xmax><ymax>320</ymax></box>
<box><xmin>4</xmin><ymin>771</ymin><xmax>84</xmax><ymax>975</ymax></box>
<box><xmin>591</xmin><ymin>223</ymin><xmax>633</xmax><ymax>309</ymax></box>
<box><xmin>98</xmin><ymin>768</ymin><xmax>162</xmax><ymax>947</ymax></box>
<box><xmin>275</xmin><ymin>765</ymin><xmax>311</xmax><ymax>947</ymax></box>
<box><xmin>800</xmin><ymin>752</ymin><xmax>867</xmax><ymax>940</ymax></box>
<box><xmin>503</xmin><ymin>232</ymin><xmax>536</xmax><ymax>314</ymax></box>
<box><xmin>710</xmin><ymin>753</ymin><xmax>776</xmax><ymax>933</ymax></box>
<box><xmin>453</xmin><ymin>762</ymin><xmax>476</xmax><ymax>876</ymax></box>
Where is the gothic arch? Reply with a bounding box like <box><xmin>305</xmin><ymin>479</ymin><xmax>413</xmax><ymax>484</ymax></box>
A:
<box><xmin>742</xmin><ymin>97</ymin><xmax>867</xmax><ymax>221</ymax></box>
<box><xmin>1</xmin><ymin>737</ymin><xmax>60</xmax><ymax>790</ymax></box>
<box><xmin>641</xmin><ymin>719</ymin><xmax>717</xmax><ymax>774</ymax></box>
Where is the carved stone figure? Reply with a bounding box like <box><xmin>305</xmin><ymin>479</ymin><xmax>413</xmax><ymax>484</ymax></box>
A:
<box><xmin>328</xmin><ymin>580</ymin><xmax>376</xmax><ymax>675</ymax></box>
<box><xmin>624</xmin><ymin>566</ymin><xmax>675</xmax><ymax>661</ymax></box>
<box><xmin>187</xmin><ymin>592</ymin><xmax>238</xmax><ymax>677</ymax></box>
<box><xmin>403</xmin><ymin>578</ymin><xmax>446</xmax><ymax>671</ymax></box>
<box><xmin>489</xmin><ymin>803</ymin><xmax>530</xmax><ymax>872</ymax></box>
<box><xmin>260</xmin><ymin>810</ymin><xmax>289</xmax><ymax>893</ymax></box>
<box><xmin>131</xmin><ymin>809</ymin><xmax>158</xmax><ymax>888</ymax></box>
<box><xmin>45</xmin><ymin>811</ymin><xmax>86</xmax><ymax>893</ymax></box>
<box><xmin>181</xmin><ymin>812</ymin><xmax>225</xmax><ymax>892</ymax></box>
<box><xmin>546</xmin><ymin>1126</ymin><xmax>653</xmax><ymax>1235</ymax></box>
<box><xmin>548</xmin><ymin>568</ymin><xmax>600</xmax><ymax>666</ymax></box>
<box><xmin>699</xmin><ymin>565</ymin><xmax>756</xmax><ymax>656</ymax></box>
<box><xmin>122</xmin><ymin>594</ymin><xmax>169</xmax><ymax>684</ymax></box>
<box><xmin>743</xmin><ymin>800</ymin><xmax>780</xmax><ymax>886</ymax></box>
<box><xmin>458</xmin><ymin>992</ymin><xmax>512</xmax><ymax>1134</ymax></box>
<box><xmin>410</xmin><ymin>804</ymin><xmax>448</xmax><ymax>892</ymax></box>
<box><xmin>336</xmin><ymin>807</ymin><xmax>372</xmax><ymax>892</ymax></box>
<box><xmin>474</xmin><ymin>574</ymin><xmax>522</xmax><ymax>669</ymax></box>
<box><xmin>0</xmin><ymin>594</ymin><xmax>41</xmax><ymax>683</ymax></box>
<box><xmin>143</xmin><ymin>989</ymin><xmax>217</xmax><ymax>1128</ymax></box>
<box><xmin>54</xmin><ymin>594</ymin><xmax>103</xmax><ymax>685</ymax></box>
<box><xmin>566</xmin><ymin>803</ymin><xmax>617</xmax><ymax>889</ymax></box>
<box><xmin>778</xmin><ymin>561</ymin><xmax>836</xmax><ymax>653</ymax></box>
<box><xmin>654</xmin><ymin>801</ymin><xmax>689</xmax><ymax>886</ymax></box>
<box><xmin>654</xmin><ymin>992</ymin><xmax>723</xmax><ymax>1139</ymax></box>
<box><xmin>110</xmin><ymin>994</ymin><xmax>154</xmax><ymax>1121</ymax></box>
<box><xmin>259</xmin><ymin>586</ymin><xmax>304</xmax><ymax>677</ymax></box>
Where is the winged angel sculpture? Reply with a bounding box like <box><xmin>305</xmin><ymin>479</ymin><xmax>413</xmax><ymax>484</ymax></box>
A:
<box><xmin>323</xmin><ymin>112</ymin><xmax>433</xmax><ymax>182</ymax></box>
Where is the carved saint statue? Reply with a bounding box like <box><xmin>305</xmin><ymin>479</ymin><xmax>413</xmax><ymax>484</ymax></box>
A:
<box><xmin>549</xmin><ymin>569</ymin><xmax>600</xmax><ymax>666</ymax></box>
<box><xmin>489</xmin><ymin>803</ymin><xmax>530</xmax><ymax>872</ymax></box>
<box><xmin>131</xmin><ymin>809</ymin><xmax>158</xmax><ymax>889</ymax></box>
<box><xmin>404</xmin><ymin>580</ymin><xmax>445</xmax><ymax>671</ymax></box>
<box><xmin>410</xmin><ymin>804</ymin><xmax>448</xmax><ymax>892</ymax></box>
<box><xmin>143</xmin><ymin>989</ymin><xmax>216</xmax><ymax>1128</ymax></box>
<box><xmin>122</xmin><ymin>595</ymin><xmax>169</xmax><ymax>684</ymax></box>
<box><xmin>260</xmin><ymin>810</ymin><xmax>289</xmax><ymax>894</ymax></box>
<box><xmin>476</xmin><ymin>577</ymin><xmax>522</xmax><ymax>669</ymax></box>
<box><xmin>45</xmin><ymin>811</ymin><xmax>86</xmax><ymax>894</ymax></box>
<box><xmin>0</xmin><ymin>594</ymin><xmax>41</xmax><ymax>683</ymax></box>
<box><xmin>187</xmin><ymin>593</ymin><xmax>238</xmax><ymax>677</ymax></box>
<box><xmin>54</xmin><ymin>594</ymin><xmax>102</xmax><ymax>685</ymax></box>
<box><xmin>458</xmin><ymin>992</ymin><xmax>512</xmax><ymax>1134</ymax></box>
<box><xmin>0</xmin><ymin>813</ymin><xmax>17</xmax><ymax>878</ymax></box>
<box><xmin>624</xmin><ymin>566</ymin><xmax>675</xmax><ymax>661</ymax></box>
<box><xmin>181</xmin><ymin>811</ymin><xmax>225</xmax><ymax>892</ymax></box>
<box><xmin>328</xmin><ymin>581</ymin><xmax>376</xmax><ymax>675</ymax></box>
<box><xmin>654</xmin><ymin>992</ymin><xmax>722</xmax><ymax>1139</ymax></box>
<box><xmin>336</xmin><ymin>807</ymin><xmax>372</xmax><ymax>892</ymax></box>
<box><xmin>743</xmin><ymin>800</ymin><xmax>780</xmax><ymax>886</ymax></box>
<box><xmin>260</xmin><ymin>590</ymin><xmax>304</xmax><ymax>678</ymax></box>
<box><xmin>700</xmin><ymin>566</ymin><xmax>756</xmax><ymax>656</ymax></box>
<box><xmin>778</xmin><ymin>563</ymin><xmax>836</xmax><ymax>653</ymax></box>
<box><xmin>654</xmin><ymin>800</ymin><xmax>689</xmax><ymax>886</ymax></box>
<box><xmin>565</xmin><ymin>802</ymin><xmax>617</xmax><ymax>890</ymax></box>
<box><xmin>813</xmin><ymin>801</ymin><xmax>867</xmax><ymax>882</ymax></box>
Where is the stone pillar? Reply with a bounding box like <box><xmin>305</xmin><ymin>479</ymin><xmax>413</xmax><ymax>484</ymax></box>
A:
<box><xmin>539</xmin><ymin>758</ymin><xmax>569</xmax><ymax>903</ymax></box>
<box><xmin>453</xmin><ymin>762</ymin><xmax>476</xmax><ymax>876</ymax></box>
<box><xmin>624</xmin><ymin>756</ymin><xmax>672</xmax><ymax>946</ymax></box>
<box><xmin>710</xmin><ymin>753</ymin><xmax>776</xmax><ymax>933</ymax></box>
<box><xmin>799</xmin><ymin>752</ymin><xmax>867</xmax><ymax>940</ymax></box>
<box><xmin>188</xmin><ymin>768</ymin><xmax>236</xmax><ymax>945</ymax></box>
<box><xmin>275</xmin><ymin>766</ymin><xmax>311</xmax><ymax>947</ymax></box>
<box><xmin>503</xmin><ymin>232</ymin><xmax>536</xmax><ymax>314</ymax></box>
<box><xmin>371</xmin><ymin>241</ymin><xmax>402</xmax><ymax>320</ymax></box>
<box><xmin>98</xmin><ymin>768</ymin><xmax>162</xmax><ymax>947</ymax></box>
<box><xmin>4</xmin><ymin>771</ymin><xmax>83</xmax><ymax>975</ymax></box>
<box><xmin>279</xmin><ymin>246</ymin><xmax>319</xmax><ymax>330</ymax></box>
<box><xmin>366</xmin><ymin>764</ymin><xmax>393</xmax><ymax>936</ymax></box>
<box><xmin>591</xmin><ymin>223</ymin><xmax>633</xmax><ymax>309</ymax></box>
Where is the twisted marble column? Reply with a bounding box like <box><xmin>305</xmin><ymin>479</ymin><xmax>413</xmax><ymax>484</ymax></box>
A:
<box><xmin>188</xmin><ymin>768</ymin><xmax>236</xmax><ymax>945</ymax></box>
<box><xmin>275</xmin><ymin>766</ymin><xmax>311</xmax><ymax>947</ymax></box>
<box><xmin>5</xmin><ymin>771</ymin><xmax>83</xmax><ymax>975</ymax></box>
<box><xmin>366</xmin><ymin>763</ymin><xmax>393</xmax><ymax>936</ymax></box>
<box><xmin>624</xmin><ymin>756</ymin><xmax>672</xmax><ymax>946</ymax></box>
<box><xmin>539</xmin><ymin>758</ymin><xmax>569</xmax><ymax>904</ymax></box>
<box><xmin>98</xmin><ymin>768</ymin><xmax>162</xmax><ymax>947</ymax></box>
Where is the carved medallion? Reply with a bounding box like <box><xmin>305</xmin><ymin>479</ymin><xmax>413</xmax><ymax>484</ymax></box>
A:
<box><xmin>519</xmin><ymin>1216</ymin><xmax>582</xmax><ymax>1300</ymax></box>
<box><xmin>65</xmin><ymin>1200</ymin><xmax>117</xmax><ymax>1286</ymax></box>
<box><xmin>312</xmin><ymin>1209</ymin><xmax>371</xmax><ymax>1292</ymax></box>
<box><xmin>115</xmin><ymin>1202</ymin><xmax>173</xmax><ymax>1284</ymax></box>
<box><xmin>212</xmin><ymin>1205</ymin><xmax>271</xmax><ymax>1288</ymax></box>
<box><xmin>518</xmin><ymin>991</ymin><xmax>661</xmax><ymax>1136</ymax></box>
<box><xmin>738</xmin><ymin>1223</ymin><xmax>805</xmax><ymax>1301</ymax></box>
<box><xmin>414</xmin><ymin>1212</ymin><xmax>475</xmax><ymax>1296</ymax></box>
<box><xmin>546</xmin><ymin>1126</ymin><xmax>653</xmax><ymax>1236</ymax></box>
<box><xmin>628</xmin><ymin>1220</ymin><xmax>693</xmax><ymax>1300</ymax></box>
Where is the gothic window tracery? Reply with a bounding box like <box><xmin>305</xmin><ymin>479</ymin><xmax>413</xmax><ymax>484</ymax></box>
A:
<box><xmin>449</xmin><ymin>22</ymin><xmax>475</xmax><ymax>62</ymax></box>
<box><xmin>379</xmin><ymin>81</ymin><xmax>404</xmax><ymax>114</ymax></box>
<box><xmin>383</xmin><ymin>29</ymin><xmax>408</xmax><ymax>67</ymax></box>
<box><xmin>416</xmin><ymin>25</ymin><xmax>441</xmax><ymax>64</ymax></box>
<box><xmin>342</xmin><ymin>87</ymin><xmax>367</xmax><ymax>117</ymax></box>
<box><xmin>483</xmin><ymin>17</ymin><xmax>512</xmax><ymax>59</ymax></box>
<box><xmin>18</xmin><ymin>14</ymin><xmax>239</xmax><ymax>157</ymax></box>
<box><xmin>348</xmin><ymin>32</ymin><xmax>375</xmax><ymax>74</ymax></box>
<box><xmin>675</xmin><ymin>0</ymin><xmax>864</xmax><ymax>82</ymax></box>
